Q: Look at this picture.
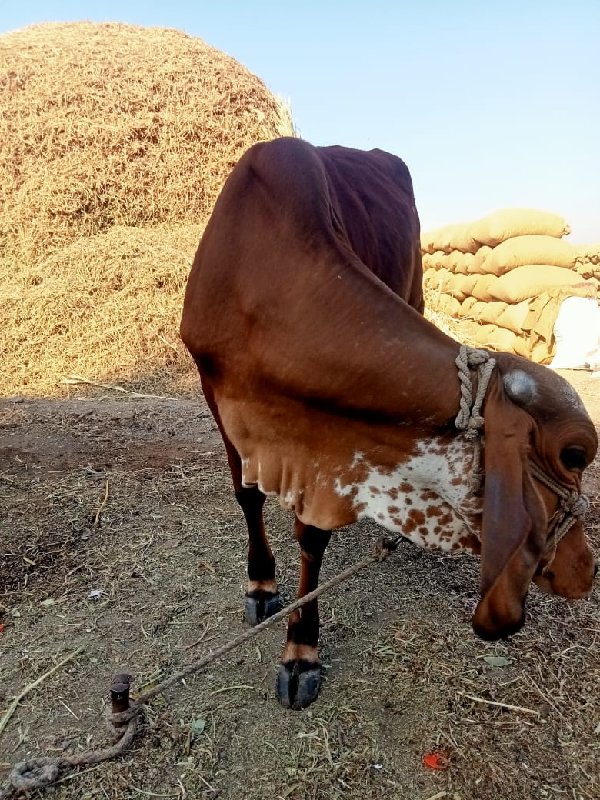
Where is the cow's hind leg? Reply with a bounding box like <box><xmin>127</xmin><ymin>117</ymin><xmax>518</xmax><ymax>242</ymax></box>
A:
<box><xmin>276</xmin><ymin>519</ymin><xmax>331</xmax><ymax>710</ymax></box>
<box><xmin>238</xmin><ymin>484</ymin><xmax>282</xmax><ymax>625</ymax></box>
<box><xmin>201</xmin><ymin>379</ymin><xmax>281</xmax><ymax>625</ymax></box>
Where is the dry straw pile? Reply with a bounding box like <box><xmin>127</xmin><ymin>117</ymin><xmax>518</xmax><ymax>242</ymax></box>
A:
<box><xmin>2</xmin><ymin>225</ymin><xmax>203</xmax><ymax>395</ymax></box>
<box><xmin>0</xmin><ymin>22</ymin><xmax>293</xmax><ymax>396</ymax></box>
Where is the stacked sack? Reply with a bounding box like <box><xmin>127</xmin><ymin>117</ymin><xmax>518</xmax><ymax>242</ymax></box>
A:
<box><xmin>575</xmin><ymin>244</ymin><xmax>600</xmax><ymax>280</ymax></box>
<box><xmin>422</xmin><ymin>209</ymin><xmax>599</xmax><ymax>363</ymax></box>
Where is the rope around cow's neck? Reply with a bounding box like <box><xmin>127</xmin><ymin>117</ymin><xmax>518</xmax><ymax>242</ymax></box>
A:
<box><xmin>454</xmin><ymin>345</ymin><xmax>496</xmax><ymax>488</ymax></box>
<box><xmin>454</xmin><ymin>345</ymin><xmax>496</xmax><ymax>437</ymax></box>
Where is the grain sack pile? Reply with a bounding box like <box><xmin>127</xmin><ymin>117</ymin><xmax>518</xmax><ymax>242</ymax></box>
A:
<box><xmin>423</xmin><ymin>209</ymin><xmax>599</xmax><ymax>365</ymax></box>
<box><xmin>0</xmin><ymin>22</ymin><xmax>294</xmax><ymax>396</ymax></box>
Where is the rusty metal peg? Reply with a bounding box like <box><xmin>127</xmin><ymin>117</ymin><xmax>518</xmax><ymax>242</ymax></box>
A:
<box><xmin>110</xmin><ymin>672</ymin><xmax>132</xmax><ymax>720</ymax></box>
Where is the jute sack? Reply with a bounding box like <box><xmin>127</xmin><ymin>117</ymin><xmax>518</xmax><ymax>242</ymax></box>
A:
<box><xmin>433</xmin><ymin>267</ymin><xmax>454</xmax><ymax>294</ymax></box>
<box><xmin>438</xmin><ymin>223</ymin><xmax>479</xmax><ymax>254</ymax></box>
<box><xmin>445</xmin><ymin>251</ymin><xmax>475</xmax><ymax>274</ymax></box>
<box><xmin>523</xmin><ymin>293</ymin><xmax>564</xmax><ymax>344</ymax></box>
<box><xmin>422</xmin><ymin>253</ymin><xmax>435</xmax><ymax>270</ymax></box>
<box><xmin>575</xmin><ymin>244</ymin><xmax>600</xmax><ymax>264</ymax></box>
<box><xmin>531</xmin><ymin>339</ymin><xmax>552</xmax><ymax>364</ymax></box>
<box><xmin>514</xmin><ymin>333</ymin><xmax>553</xmax><ymax>365</ymax></box>
<box><xmin>472</xmin><ymin>208</ymin><xmax>570</xmax><ymax>248</ymax></box>
<box><xmin>488</xmin><ymin>326</ymin><xmax>519</xmax><ymax>353</ymax></box>
<box><xmin>427</xmin><ymin>268</ymin><xmax>467</xmax><ymax>300</ymax></box>
<box><xmin>423</xmin><ymin>251</ymin><xmax>449</xmax><ymax>271</ymax></box>
<box><xmin>453</xmin><ymin>319</ymin><xmax>493</xmax><ymax>346</ymax></box>
<box><xmin>446</xmin><ymin>281</ymin><xmax>466</xmax><ymax>302</ymax></box>
<box><xmin>517</xmin><ymin>290</ymin><xmax>597</xmax><ymax>365</ymax></box>
<box><xmin>446</xmin><ymin>251</ymin><xmax>466</xmax><ymax>273</ymax></box>
<box><xmin>575</xmin><ymin>262</ymin><xmax>600</xmax><ymax>280</ymax></box>
<box><xmin>458</xmin><ymin>296</ymin><xmax>478</xmax><ymax>316</ymax></box>
<box><xmin>471</xmin><ymin>245</ymin><xmax>493</xmax><ymax>274</ymax></box>
<box><xmin>484</xmin><ymin>235</ymin><xmax>577</xmax><ymax>275</ymax></box>
<box><xmin>489</xmin><ymin>265</ymin><xmax>590</xmax><ymax>304</ymax></box>
<box><xmin>471</xmin><ymin>273</ymin><xmax>499</xmax><ymax>302</ymax></box>
<box><xmin>461</xmin><ymin>300</ymin><xmax>528</xmax><ymax>344</ymax></box>
<box><xmin>421</xmin><ymin>223</ymin><xmax>479</xmax><ymax>255</ymax></box>
<box><xmin>421</xmin><ymin>230</ymin><xmax>436</xmax><ymax>255</ymax></box>
<box><xmin>432</xmin><ymin>251</ymin><xmax>474</xmax><ymax>273</ymax></box>
<box><xmin>455</xmin><ymin>319</ymin><xmax>518</xmax><ymax>352</ymax></box>
<box><xmin>464</xmin><ymin>300</ymin><xmax>509</xmax><ymax>327</ymax></box>
<box><xmin>451</xmin><ymin>273</ymin><xmax>478</xmax><ymax>297</ymax></box>
<box><xmin>496</xmin><ymin>299</ymin><xmax>530</xmax><ymax>334</ymax></box>
<box><xmin>513</xmin><ymin>334</ymin><xmax>533</xmax><ymax>359</ymax></box>
<box><xmin>428</xmin><ymin>292</ymin><xmax>462</xmax><ymax>316</ymax></box>
<box><xmin>423</xmin><ymin>267</ymin><xmax>438</xmax><ymax>285</ymax></box>
<box><xmin>456</xmin><ymin>252</ymin><xmax>474</xmax><ymax>275</ymax></box>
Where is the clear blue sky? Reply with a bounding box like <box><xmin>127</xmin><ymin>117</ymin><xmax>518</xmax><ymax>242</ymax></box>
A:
<box><xmin>2</xmin><ymin>1</ymin><xmax>599</xmax><ymax>240</ymax></box>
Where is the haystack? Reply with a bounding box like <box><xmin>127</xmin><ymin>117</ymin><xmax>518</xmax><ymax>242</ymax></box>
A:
<box><xmin>0</xmin><ymin>225</ymin><xmax>204</xmax><ymax>396</ymax></box>
<box><xmin>0</xmin><ymin>22</ymin><xmax>294</xmax><ymax>397</ymax></box>
<box><xmin>0</xmin><ymin>22</ymin><xmax>293</xmax><ymax>259</ymax></box>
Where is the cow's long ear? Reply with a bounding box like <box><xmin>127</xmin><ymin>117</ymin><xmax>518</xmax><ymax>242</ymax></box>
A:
<box><xmin>472</xmin><ymin>374</ymin><xmax>546</xmax><ymax>640</ymax></box>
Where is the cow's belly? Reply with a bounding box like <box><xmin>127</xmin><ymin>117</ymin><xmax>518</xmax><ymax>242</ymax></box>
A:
<box><xmin>222</xmin><ymin>393</ymin><xmax>483</xmax><ymax>550</ymax></box>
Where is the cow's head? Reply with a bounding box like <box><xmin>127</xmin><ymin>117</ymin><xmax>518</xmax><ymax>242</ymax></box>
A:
<box><xmin>471</xmin><ymin>356</ymin><xmax>598</xmax><ymax>640</ymax></box>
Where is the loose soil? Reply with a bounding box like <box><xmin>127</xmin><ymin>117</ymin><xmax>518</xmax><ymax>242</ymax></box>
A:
<box><xmin>1</xmin><ymin>372</ymin><xmax>599</xmax><ymax>800</ymax></box>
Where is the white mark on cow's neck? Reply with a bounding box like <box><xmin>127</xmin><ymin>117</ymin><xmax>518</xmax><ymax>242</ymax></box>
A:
<box><xmin>503</xmin><ymin>370</ymin><xmax>537</xmax><ymax>406</ymax></box>
<box><xmin>335</xmin><ymin>437</ymin><xmax>481</xmax><ymax>553</ymax></box>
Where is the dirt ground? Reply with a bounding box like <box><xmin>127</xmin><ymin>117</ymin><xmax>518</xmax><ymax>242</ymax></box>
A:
<box><xmin>1</xmin><ymin>371</ymin><xmax>599</xmax><ymax>800</ymax></box>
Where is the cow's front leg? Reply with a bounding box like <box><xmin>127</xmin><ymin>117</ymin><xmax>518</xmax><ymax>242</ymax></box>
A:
<box><xmin>276</xmin><ymin>519</ymin><xmax>331</xmax><ymax>710</ymax></box>
<box><xmin>200</xmin><ymin>378</ymin><xmax>281</xmax><ymax>626</ymax></box>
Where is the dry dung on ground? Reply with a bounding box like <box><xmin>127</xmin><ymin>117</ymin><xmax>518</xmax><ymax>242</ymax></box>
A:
<box><xmin>1</xmin><ymin>370</ymin><xmax>599</xmax><ymax>800</ymax></box>
<box><xmin>0</xmin><ymin>22</ymin><xmax>293</xmax><ymax>261</ymax></box>
<box><xmin>0</xmin><ymin>225</ymin><xmax>202</xmax><ymax>398</ymax></box>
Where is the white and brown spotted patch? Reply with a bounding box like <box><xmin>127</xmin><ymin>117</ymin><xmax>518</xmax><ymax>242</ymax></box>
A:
<box><xmin>335</xmin><ymin>438</ymin><xmax>482</xmax><ymax>553</ymax></box>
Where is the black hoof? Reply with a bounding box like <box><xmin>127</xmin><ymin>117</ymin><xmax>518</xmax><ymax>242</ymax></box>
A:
<box><xmin>244</xmin><ymin>591</ymin><xmax>282</xmax><ymax>626</ymax></box>
<box><xmin>276</xmin><ymin>660</ymin><xmax>321</xmax><ymax>710</ymax></box>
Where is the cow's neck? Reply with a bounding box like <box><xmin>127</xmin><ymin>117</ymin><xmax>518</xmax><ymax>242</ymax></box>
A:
<box><xmin>248</xmin><ymin>255</ymin><xmax>464</xmax><ymax>428</ymax></box>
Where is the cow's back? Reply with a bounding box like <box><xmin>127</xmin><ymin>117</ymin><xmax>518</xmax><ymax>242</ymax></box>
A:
<box><xmin>316</xmin><ymin>144</ymin><xmax>423</xmax><ymax>311</ymax></box>
<box><xmin>181</xmin><ymin>137</ymin><xmax>430</xmax><ymax>413</ymax></box>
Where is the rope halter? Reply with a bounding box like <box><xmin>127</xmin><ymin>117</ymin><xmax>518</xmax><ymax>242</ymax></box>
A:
<box><xmin>453</xmin><ymin>345</ymin><xmax>590</xmax><ymax>561</ymax></box>
<box><xmin>528</xmin><ymin>460</ymin><xmax>590</xmax><ymax>557</ymax></box>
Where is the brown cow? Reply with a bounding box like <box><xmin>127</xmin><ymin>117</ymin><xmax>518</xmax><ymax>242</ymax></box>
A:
<box><xmin>181</xmin><ymin>137</ymin><xmax>598</xmax><ymax>710</ymax></box>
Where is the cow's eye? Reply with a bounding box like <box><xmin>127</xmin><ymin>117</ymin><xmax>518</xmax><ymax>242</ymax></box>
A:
<box><xmin>560</xmin><ymin>446</ymin><xmax>587</xmax><ymax>471</ymax></box>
